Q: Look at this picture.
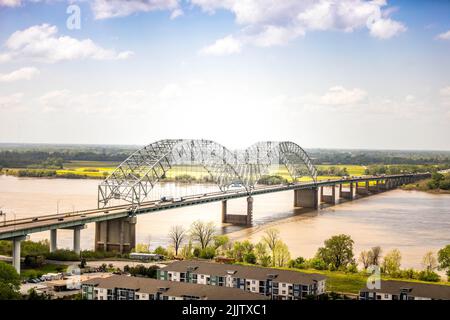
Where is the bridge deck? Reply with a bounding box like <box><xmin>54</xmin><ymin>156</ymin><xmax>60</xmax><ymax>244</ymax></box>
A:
<box><xmin>0</xmin><ymin>173</ymin><xmax>428</xmax><ymax>240</ymax></box>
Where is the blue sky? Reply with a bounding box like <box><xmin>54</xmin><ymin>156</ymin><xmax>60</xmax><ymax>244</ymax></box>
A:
<box><xmin>0</xmin><ymin>0</ymin><xmax>449</xmax><ymax>150</ymax></box>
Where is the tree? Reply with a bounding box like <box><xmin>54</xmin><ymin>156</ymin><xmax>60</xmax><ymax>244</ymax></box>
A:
<box><xmin>288</xmin><ymin>257</ymin><xmax>306</xmax><ymax>269</ymax></box>
<box><xmin>360</xmin><ymin>246</ymin><xmax>382</xmax><ymax>269</ymax></box>
<box><xmin>369</xmin><ymin>246</ymin><xmax>382</xmax><ymax>266</ymax></box>
<box><xmin>153</xmin><ymin>246</ymin><xmax>168</xmax><ymax>257</ymax></box>
<box><xmin>229</xmin><ymin>241</ymin><xmax>246</xmax><ymax>262</ymax></box>
<box><xmin>273</xmin><ymin>240</ymin><xmax>291</xmax><ymax>267</ymax></box>
<box><xmin>168</xmin><ymin>225</ymin><xmax>186</xmax><ymax>256</ymax></box>
<box><xmin>382</xmin><ymin>249</ymin><xmax>402</xmax><ymax>275</ymax></box>
<box><xmin>262</xmin><ymin>228</ymin><xmax>280</xmax><ymax>266</ymax></box>
<box><xmin>437</xmin><ymin>245</ymin><xmax>450</xmax><ymax>275</ymax></box>
<box><xmin>0</xmin><ymin>262</ymin><xmax>21</xmax><ymax>300</ymax></box>
<box><xmin>254</xmin><ymin>242</ymin><xmax>271</xmax><ymax>267</ymax></box>
<box><xmin>190</xmin><ymin>221</ymin><xmax>216</xmax><ymax>249</ymax></box>
<box><xmin>422</xmin><ymin>251</ymin><xmax>438</xmax><ymax>272</ymax></box>
<box><xmin>316</xmin><ymin>234</ymin><xmax>354</xmax><ymax>270</ymax></box>
<box><xmin>134</xmin><ymin>243</ymin><xmax>150</xmax><ymax>253</ymax></box>
<box><xmin>213</xmin><ymin>235</ymin><xmax>229</xmax><ymax>250</ymax></box>
<box><xmin>359</xmin><ymin>250</ymin><xmax>370</xmax><ymax>269</ymax></box>
<box><xmin>180</xmin><ymin>240</ymin><xmax>194</xmax><ymax>259</ymax></box>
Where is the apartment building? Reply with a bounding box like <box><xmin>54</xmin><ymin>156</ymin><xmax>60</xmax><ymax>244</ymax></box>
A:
<box><xmin>82</xmin><ymin>275</ymin><xmax>268</xmax><ymax>300</ymax></box>
<box><xmin>359</xmin><ymin>280</ymin><xmax>450</xmax><ymax>300</ymax></box>
<box><xmin>157</xmin><ymin>260</ymin><xmax>326</xmax><ymax>300</ymax></box>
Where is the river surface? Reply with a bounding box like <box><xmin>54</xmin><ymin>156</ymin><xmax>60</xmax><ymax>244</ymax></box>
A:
<box><xmin>1</xmin><ymin>175</ymin><xmax>449</xmax><ymax>269</ymax></box>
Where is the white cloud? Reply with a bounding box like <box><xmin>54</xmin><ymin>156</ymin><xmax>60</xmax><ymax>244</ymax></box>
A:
<box><xmin>436</xmin><ymin>30</ymin><xmax>450</xmax><ymax>41</ymax></box>
<box><xmin>0</xmin><ymin>0</ymin><xmax>21</xmax><ymax>7</ymax></box>
<box><xmin>317</xmin><ymin>86</ymin><xmax>367</xmax><ymax>105</ymax></box>
<box><xmin>0</xmin><ymin>67</ymin><xmax>39</xmax><ymax>82</ymax></box>
<box><xmin>0</xmin><ymin>93</ymin><xmax>23</xmax><ymax>110</ymax></box>
<box><xmin>193</xmin><ymin>0</ymin><xmax>407</xmax><ymax>54</ymax></box>
<box><xmin>440</xmin><ymin>86</ymin><xmax>450</xmax><ymax>96</ymax></box>
<box><xmin>91</xmin><ymin>0</ymin><xmax>180</xmax><ymax>19</ymax></box>
<box><xmin>170</xmin><ymin>8</ymin><xmax>183</xmax><ymax>19</ymax></box>
<box><xmin>368</xmin><ymin>18</ymin><xmax>406</xmax><ymax>39</ymax></box>
<box><xmin>199</xmin><ymin>35</ymin><xmax>242</xmax><ymax>56</ymax></box>
<box><xmin>0</xmin><ymin>24</ymin><xmax>133</xmax><ymax>63</ymax></box>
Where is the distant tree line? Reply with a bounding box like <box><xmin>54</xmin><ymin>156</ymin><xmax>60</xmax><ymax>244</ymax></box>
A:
<box><xmin>308</xmin><ymin>149</ymin><xmax>450</xmax><ymax>166</ymax></box>
<box><xmin>0</xmin><ymin>150</ymin><xmax>129</xmax><ymax>168</ymax></box>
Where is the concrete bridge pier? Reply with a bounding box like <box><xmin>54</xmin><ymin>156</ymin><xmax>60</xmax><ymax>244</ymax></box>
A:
<box><xmin>95</xmin><ymin>217</ymin><xmax>136</xmax><ymax>253</ymax></box>
<box><xmin>11</xmin><ymin>235</ymin><xmax>27</xmax><ymax>275</ymax></box>
<box><xmin>356</xmin><ymin>181</ymin><xmax>370</xmax><ymax>196</ymax></box>
<box><xmin>294</xmin><ymin>187</ymin><xmax>319</xmax><ymax>209</ymax></box>
<box><xmin>70</xmin><ymin>225</ymin><xmax>86</xmax><ymax>255</ymax></box>
<box><xmin>222</xmin><ymin>197</ymin><xmax>253</xmax><ymax>226</ymax></box>
<box><xmin>369</xmin><ymin>180</ymin><xmax>380</xmax><ymax>193</ymax></box>
<box><xmin>221</xmin><ymin>200</ymin><xmax>227</xmax><ymax>223</ymax></box>
<box><xmin>321</xmin><ymin>186</ymin><xmax>337</xmax><ymax>205</ymax></box>
<box><xmin>50</xmin><ymin>229</ymin><xmax>57</xmax><ymax>253</ymax></box>
<box><xmin>340</xmin><ymin>182</ymin><xmax>355</xmax><ymax>200</ymax></box>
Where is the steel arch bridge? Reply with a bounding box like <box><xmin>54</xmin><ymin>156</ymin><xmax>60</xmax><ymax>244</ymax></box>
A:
<box><xmin>98</xmin><ymin>139</ymin><xmax>317</xmax><ymax>208</ymax></box>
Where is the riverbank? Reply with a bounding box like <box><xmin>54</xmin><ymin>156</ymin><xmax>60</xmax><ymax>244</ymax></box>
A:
<box><xmin>400</xmin><ymin>173</ymin><xmax>450</xmax><ymax>194</ymax></box>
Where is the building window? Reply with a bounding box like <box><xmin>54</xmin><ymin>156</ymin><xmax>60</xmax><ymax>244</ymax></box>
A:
<box><xmin>384</xmin><ymin>294</ymin><xmax>389</xmax><ymax>299</ymax></box>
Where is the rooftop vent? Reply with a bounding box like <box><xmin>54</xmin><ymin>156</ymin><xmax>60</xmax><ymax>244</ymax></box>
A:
<box><xmin>187</xmin><ymin>266</ymin><xmax>198</xmax><ymax>272</ymax></box>
<box><xmin>267</xmin><ymin>274</ymin><xmax>278</xmax><ymax>279</ymax></box>
<box><xmin>157</xmin><ymin>287</ymin><xmax>170</xmax><ymax>292</ymax></box>
<box><xmin>226</xmin><ymin>270</ymin><xmax>237</xmax><ymax>275</ymax></box>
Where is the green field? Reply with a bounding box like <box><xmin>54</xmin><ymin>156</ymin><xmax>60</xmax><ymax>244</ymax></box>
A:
<box><xmin>317</xmin><ymin>164</ymin><xmax>366</xmax><ymax>176</ymax></box>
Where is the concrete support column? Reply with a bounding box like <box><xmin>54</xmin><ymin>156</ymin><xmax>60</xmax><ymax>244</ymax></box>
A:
<box><xmin>246</xmin><ymin>196</ymin><xmax>253</xmax><ymax>226</ymax></box>
<box><xmin>294</xmin><ymin>188</ymin><xmax>319</xmax><ymax>209</ymax></box>
<box><xmin>73</xmin><ymin>226</ymin><xmax>83</xmax><ymax>255</ymax></box>
<box><xmin>221</xmin><ymin>200</ymin><xmax>227</xmax><ymax>223</ymax></box>
<box><xmin>12</xmin><ymin>236</ymin><xmax>26</xmax><ymax>275</ymax></box>
<box><xmin>320</xmin><ymin>187</ymin><xmax>324</xmax><ymax>202</ymax></box>
<box><xmin>340</xmin><ymin>183</ymin><xmax>354</xmax><ymax>200</ymax></box>
<box><xmin>50</xmin><ymin>229</ymin><xmax>57</xmax><ymax>253</ymax></box>
<box><xmin>95</xmin><ymin>217</ymin><xmax>136</xmax><ymax>253</ymax></box>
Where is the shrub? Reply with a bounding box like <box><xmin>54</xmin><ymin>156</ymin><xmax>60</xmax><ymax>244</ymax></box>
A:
<box><xmin>199</xmin><ymin>247</ymin><xmax>216</xmax><ymax>260</ymax></box>
<box><xmin>243</xmin><ymin>252</ymin><xmax>257</xmax><ymax>264</ymax></box>
<box><xmin>24</xmin><ymin>255</ymin><xmax>45</xmax><ymax>268</ymax></box>
<box><xmin>346</xmin><ymin>263</ymin><xmax>358</xmax><ymax>273</ymax></box>
<box><xmin>288</xmin><ymin>257</ymin><xmax>306</xmax><ymax>269</ymax></box>
<box><xmin>80</xmin><ymin>250</ymin><xmax>118</xmax><ymax>260</ymax></box>
<box><xmin>45</xmin><ymin>249</ymin><xmax>79</xmax><ymax>261</ymax></box>
<box><xmin>153</xmin><ymin>246</ymin><xmax>168</xmax><ymax>257</ymax></box>
<box><xmin>125</xmin><ymin>264</ymin><xmax>159</xmax><ymax>278</ymax></box>
<box><xmin>192</xmin><ymin>247</ymin><xmax>201</xmax><ymax>258</ymax></box>
<box><xmin>306</xmin><ymin>257</ymin><xmax>327</xmax><ymax>270</ymax></box>
<box><xmin>418</xmin><ymin>271</ymin><xmax>440</xmax><ymax>282</ymax></box>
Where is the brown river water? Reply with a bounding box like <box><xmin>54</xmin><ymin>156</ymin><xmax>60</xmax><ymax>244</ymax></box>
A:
<box><xmin>1</xmin><ymin>175</ymin><xmax>449</xmax><ymax>269</ymax></box>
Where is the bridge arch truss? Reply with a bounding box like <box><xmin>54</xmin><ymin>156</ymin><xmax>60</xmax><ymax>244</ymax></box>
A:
<box><xmin>98</xmin><ymin>139</ymin><xmax>317</xmax><ymax>208</ymax></box>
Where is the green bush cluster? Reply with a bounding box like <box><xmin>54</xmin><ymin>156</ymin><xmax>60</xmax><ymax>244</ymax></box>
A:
<box><xmin>427</xmin><ymin>172</ymin><xmax>450</xmax><ymax>190</ymax></box>
<box><xmin>123</xmin><ymin>264</ymin><xmax>159</xmax><ymax>278</ymax></box>
<box><xmin>258</xmin><ymin>175</ymin><xmax>288</xmax><ymax>185</ymax></box>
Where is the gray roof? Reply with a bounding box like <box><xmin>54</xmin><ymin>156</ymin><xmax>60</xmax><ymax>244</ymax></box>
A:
<box><xmin>161</xmin><ymin>260</ymin><xmax>326</xmax><ymax>285</ymax></box>
<box><xmin>360</xmin><ymin>280</ymin><xmax>450</xmax><ymax>300</ymax></box>
<box><xmin>83</xmin><ymin>275</ymin><xmax>268</xmax><ymax>300</ymax></box>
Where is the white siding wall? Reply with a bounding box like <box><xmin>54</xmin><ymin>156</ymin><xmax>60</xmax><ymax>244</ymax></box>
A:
<box><xmin>317</xmin><ymin>280</ymin><xmax>326</xmax><ymax>294</ymax></box>
<box><xmin>94</xmin><ymin>288</ymin><xmax>108</xmax><ymax>300</ymax></box>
